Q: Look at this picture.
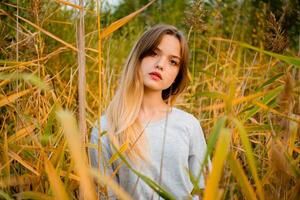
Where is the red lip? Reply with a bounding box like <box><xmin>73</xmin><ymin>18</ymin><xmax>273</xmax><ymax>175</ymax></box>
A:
<box><xmin>149</xmin><ymin>71</ymin><xmax>162</xmax><ymax>80</ymax></box>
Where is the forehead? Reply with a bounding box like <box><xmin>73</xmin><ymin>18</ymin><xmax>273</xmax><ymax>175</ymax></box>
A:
<box><xmin>156</xmin><ymin>34</ymin><xmax>181</xmax><ymax>59</ymax></box>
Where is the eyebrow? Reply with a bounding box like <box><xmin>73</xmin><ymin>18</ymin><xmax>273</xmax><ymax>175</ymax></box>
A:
<box><xmin>155</xmin><ymin>47</ymin><xmax>181</xmax><ymax>60</ymax></box>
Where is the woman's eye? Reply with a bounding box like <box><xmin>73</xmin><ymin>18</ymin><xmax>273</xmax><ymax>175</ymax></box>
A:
<box><xmin>170</xmin><ymin>60</ymin><xmax>179</xmax><ymax>66</ymax></box>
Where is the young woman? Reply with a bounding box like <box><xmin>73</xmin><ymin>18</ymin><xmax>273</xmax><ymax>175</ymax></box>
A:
<box><xmin>90</xmin><ymin>24</ymin><xmax>209</xmax><ymax>200</ymax></box>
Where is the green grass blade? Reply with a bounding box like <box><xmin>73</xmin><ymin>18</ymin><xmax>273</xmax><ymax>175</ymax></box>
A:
<box><xmin>0</xmin><ymin>191</ymin><xmax>13</xmax><ymax>200</ymax></box>
<box><xmin>233</xmin><ymin>118</ymin><xmax>264</xmax><ymax>200</ymax></box>
<box><xmin>205</xmin><ymin>116</ymin><xmax>228</xmax><ymax>161</ymax></box>
<box><xmin>203</xmin><ymin>128</ymin><xmax>231</xmax><ymax>200</ymax></box>
<box><xmin>228</xmin><ymin>153</ymin><xmax>257</xmax><ymax>200</ymax></box>
<box><xmin>110</xmin><ymin>143</ymin><xmax>176</xmax><ymax>200</ymax></box>
<box><xmin>238</xmin><ymin>42</ymin><xmax>300</xmax><ymax>67</ymax></box>
<box><xmin>192</xmin><ymin>116</ymin><xmax>227</xmax><ymax>191</ymax></box>
<box><xmin>42</xmin><ymin>106</ymin><xmax>57</xmax><ymax>146</ymax></box>
<box><xmin>0</xmin><ymin>72</ymin><xmax>49</xmax><ymax>91</ymax></box>
<box><xmin>211</xmin><ymin>38</ymin><xmax>300</xmax><ymax>67</ymax></box>
<box><xmin>256</xmin><ymin>73</ymin><xmax>284</xmax><ymax>91</ymax></box>
<box><xmin>244</xmin><ymin>86</ymin><xmax>283</xmax><ymax>120</ymax></box>
<box><xmin>194</xmin><ymin>91</ymin><xmax>226</xmax><ymax>99</ymax></box>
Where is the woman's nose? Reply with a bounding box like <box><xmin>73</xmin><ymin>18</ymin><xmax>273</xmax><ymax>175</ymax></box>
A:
<box><xmin>155</xmin><ymin>65</ymin><xmax>163</xmax><ymax>70</ymax></box>
<box><xmin>155</xmin><ymin>57</ymin><xmax>167</xmax><ymax>70</ymax></box>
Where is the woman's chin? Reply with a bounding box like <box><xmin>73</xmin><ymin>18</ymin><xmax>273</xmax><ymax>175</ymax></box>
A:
<box><xmin>143</xmin><ymin>85</ymin><xmax>164</xmax><ymax>92</ymax></box>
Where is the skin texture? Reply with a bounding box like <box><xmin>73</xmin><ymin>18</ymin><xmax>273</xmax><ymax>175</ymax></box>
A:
<box><xmin>139</xmin><ymin>34</ymin><xmax>181</xmax><ymax>123</ymax></box>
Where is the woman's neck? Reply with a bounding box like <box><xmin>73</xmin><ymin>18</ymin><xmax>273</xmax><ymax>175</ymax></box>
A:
<box><xmin>139</xmin><ymin>89</ymin><xmax>171</xmax><ymax>126</ymax></box>
<box><xmin>141</xmin><ymin>90</ymin><xmax>169</xmax><ymax>113</ymax></box>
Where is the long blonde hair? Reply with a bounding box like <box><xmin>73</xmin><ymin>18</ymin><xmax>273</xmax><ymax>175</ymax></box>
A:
<box><xmin>105</xmin><ymin>24</ymin><xmax>189</xmax><ymax>164</ymax></box>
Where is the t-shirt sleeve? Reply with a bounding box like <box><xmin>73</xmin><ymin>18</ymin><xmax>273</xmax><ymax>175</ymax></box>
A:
<box><xmin>89</xmin><ymin>117</ymin><xmax>119</xmax><ymax>200</ymax></box>
<box><xmin>188</xmin><ymin>116</ymin><xmax>209</xmax><ymax>190</ymax></box>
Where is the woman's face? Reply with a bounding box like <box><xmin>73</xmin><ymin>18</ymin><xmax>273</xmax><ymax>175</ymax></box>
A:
<box><xmin>140</xmin><ymin>34</ymin><xmax>181</xmax><ymax>92</ymax></box>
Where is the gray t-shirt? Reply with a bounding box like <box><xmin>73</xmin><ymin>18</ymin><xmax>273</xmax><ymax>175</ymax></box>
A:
<box><xmin>90</xmin><ymin>107</ymin><xmax>209</xmax><ymax>200</ymax></box>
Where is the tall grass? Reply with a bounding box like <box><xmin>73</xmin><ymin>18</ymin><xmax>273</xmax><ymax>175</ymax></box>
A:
<box><xmin>0</xmin><ymin>0</ymin><xmax>299</xmax><ymax>200</ymax></box>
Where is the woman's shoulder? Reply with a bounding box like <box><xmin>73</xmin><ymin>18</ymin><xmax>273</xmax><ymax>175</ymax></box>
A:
<box><xmin>171</xmin><ymin>107</ymin><xmax>200</xmax><ymax>125</ymax></box>
<box><xmin>171</xmin><ymin>107</ymin><xmax>205</xmax><ymax>139</ymax></box>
